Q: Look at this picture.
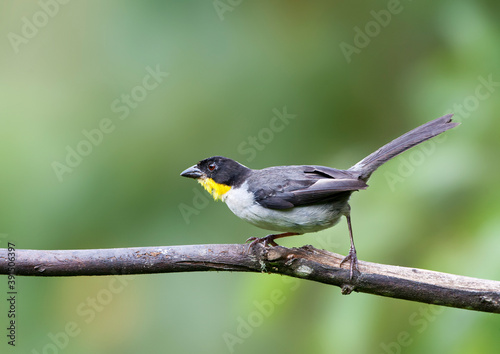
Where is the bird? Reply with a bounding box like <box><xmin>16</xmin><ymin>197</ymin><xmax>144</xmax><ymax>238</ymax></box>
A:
<box><xmin>180</xmin><ymin>114</ymin><xmax>458</xmax><ymax>278</ymax></box>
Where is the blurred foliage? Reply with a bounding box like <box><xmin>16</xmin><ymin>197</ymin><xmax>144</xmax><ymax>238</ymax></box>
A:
<box><xmin>1</xmin><ymin>1</ymin><xmax>499</xmax><ymax>353</ymax></box>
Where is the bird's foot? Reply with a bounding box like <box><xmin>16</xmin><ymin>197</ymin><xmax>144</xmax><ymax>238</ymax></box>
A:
<box><xmin>246</xmin><ymin>232</ymin><xmax>301</xmax><ymax>249</ymax></box>
<box><xmin>340</xmin><ymin>247</ymin><xmax>359</xmax><ymax>279</ymax></box>
<box><xmin>246</xmin><ymin>235</ymin><xmax>279</xmax><ymax>248</ymax></box>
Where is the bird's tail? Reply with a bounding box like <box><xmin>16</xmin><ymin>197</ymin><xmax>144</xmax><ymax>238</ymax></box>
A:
<box><xmin>348</xmin><ymin>114</ymin><xmax>458</xmax><ymax>181</ymax></box>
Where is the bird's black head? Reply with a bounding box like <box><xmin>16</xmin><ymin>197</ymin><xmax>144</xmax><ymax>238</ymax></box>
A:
<box><xmin>180</xmin><ymin>156</ymin><xmax>250</xmax><ymax>188</ymax></box>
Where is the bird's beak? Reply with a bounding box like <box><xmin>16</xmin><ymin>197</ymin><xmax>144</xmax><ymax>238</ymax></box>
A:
<box><xmin>180</xmin><ymin>165</ymin><xmax>203</xmax><ymax>179</ymax></box>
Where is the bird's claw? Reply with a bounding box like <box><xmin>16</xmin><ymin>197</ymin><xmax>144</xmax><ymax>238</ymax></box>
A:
<box><xmin>246</xmin><ymin>235</ymin><xmax>279</xmax><ymax>248</ymax></box>
<box><xmin>340</xmin><ymin>248</ymin><xmax>359</xmax><ymax>280</ymax></box>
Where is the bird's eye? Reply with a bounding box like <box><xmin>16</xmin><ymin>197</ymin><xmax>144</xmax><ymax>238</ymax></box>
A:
<box><xmin>208</xmin><ymin>163</ymin><xmax>216</xmax><ymax>171</ymax></box>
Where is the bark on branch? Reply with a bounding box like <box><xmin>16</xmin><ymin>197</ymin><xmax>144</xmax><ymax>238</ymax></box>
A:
<box><xmin>1</xmin><ymin>244</ymin><xmax>499</xmax><ymax>313</ymax></box>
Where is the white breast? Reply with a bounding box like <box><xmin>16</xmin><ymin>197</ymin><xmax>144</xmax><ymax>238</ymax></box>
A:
<box><xmin>222</xmin><ymin>182</ymin><xmax>346</xmax><ymax>233</ymax></box>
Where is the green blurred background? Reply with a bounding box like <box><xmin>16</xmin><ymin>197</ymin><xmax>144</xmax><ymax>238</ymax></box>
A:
<box><xmin>1</xmin><ymin>1</ymin><xmax>499</xmax><ymax>353</ymax></box>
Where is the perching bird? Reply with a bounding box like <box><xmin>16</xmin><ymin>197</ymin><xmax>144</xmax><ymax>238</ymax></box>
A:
<box><xmin>180</xmin><ymin>114</ymin><xmax>458</xmax><ymax>278</ymax></box>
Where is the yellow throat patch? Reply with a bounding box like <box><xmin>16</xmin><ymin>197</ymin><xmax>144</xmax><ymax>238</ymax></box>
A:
<box><xmin>197</xmin><ymin>178</ymin><xmax>231</xmax><ymax>201</ymax></box>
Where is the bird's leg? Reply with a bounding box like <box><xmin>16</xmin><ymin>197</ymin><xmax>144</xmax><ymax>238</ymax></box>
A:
<box><xmin>340</xmin><ymin>214</ymin><xmax>359</xmax><ymax>279</ymax></box>
<box><xmin>246</xmin><ymin>232</ymin><xmax>301</xmax><ymax>248</ymax></box>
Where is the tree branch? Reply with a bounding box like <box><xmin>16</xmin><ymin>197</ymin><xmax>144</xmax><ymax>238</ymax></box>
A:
<box><xmin>1</xmin><ymin>244</ymin><xmax>499</xmax><ymax>313</ymax></box>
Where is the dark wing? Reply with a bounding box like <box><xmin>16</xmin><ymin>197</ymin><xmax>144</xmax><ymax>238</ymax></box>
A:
<box><xmin>303</xmin><ymin>165</ymin><xmax>357</xmax><ymax>179</ymax></box>
<box><xmin>253</xmin><ymin>166</ymin><xmax>367</xmax><ymax>210</ymax></box>
<box><xmin>289</xmin><ymin>178</ymin><xmax>368</xmax><ymax>205</ymax></box>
